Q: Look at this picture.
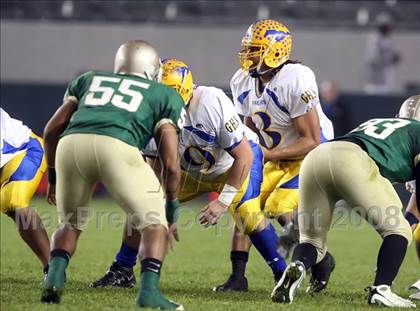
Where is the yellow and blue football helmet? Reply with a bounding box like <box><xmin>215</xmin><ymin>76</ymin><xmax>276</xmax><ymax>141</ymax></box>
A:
<box><xmin>160</xmin><ymin>58</ymin><xmax>193</xmax><ymax>104</ymax></box>
<box><xmin>238</xmin><ymin>19</ymin><xmax>292</xmax><ymax>75</ymax></box>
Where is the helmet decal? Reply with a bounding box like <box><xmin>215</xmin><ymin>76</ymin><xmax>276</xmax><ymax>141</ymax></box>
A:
<box><xmin>264</xmin><ymin>29</ymin><xmax>290</xmax><ymax>42</ymax></box>
<box><xmin>176</xmin><ymin>66</ymin><xmax>190</xmax><ymax>84</ymax></box>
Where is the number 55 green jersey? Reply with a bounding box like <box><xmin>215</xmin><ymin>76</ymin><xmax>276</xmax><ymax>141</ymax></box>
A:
<box><xmin>337</xmin><ymin>118</ymin><xmax>420</xmax><ymax>183</ymax></box>
<box><xmin>62</xmin><ymin>70</ymin><xmax>186</xmax><ymax>149</ymax></box>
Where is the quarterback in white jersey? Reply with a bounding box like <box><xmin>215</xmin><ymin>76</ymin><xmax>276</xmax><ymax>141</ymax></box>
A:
<box><xmin>0</xmin><ymin>108</ymin><xmax>50</xmax><ymax>274</ymax></box>
<box><xmin>214</xmin><ymin>19</ymin><xmax>335</xmax><ymax>294</ymax></box>
<box><xmin>231</xmin><ymin>64</ymin><xmax>333</xmax><ymax>149</ymax></box>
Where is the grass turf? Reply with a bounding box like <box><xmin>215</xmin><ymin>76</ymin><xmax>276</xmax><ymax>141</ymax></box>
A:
<box><xmin>1</xmin><ymin>197</ymin><xmax>418</xmax><ymax>310</ymax></box>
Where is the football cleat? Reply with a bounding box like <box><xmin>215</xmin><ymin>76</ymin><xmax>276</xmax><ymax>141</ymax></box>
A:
<box><xmin>271</xmin><ymin>261</ymin><xmax>305</xmax><ymax>303</ymax></box>
<box><xmin>137</xmin><ymin>288</ymin><xmax>184</xmax><ymax>310</ymax></box>
<box><xmin>212</xmin><ymin>274</ymin><xmax>248</xmax><ymax>292</ymax></box>
<box><xmin>307</xmin><ymin>251</ymin><xmax>336</xmax><ymax>294</ymax></box>
<box><xmin>367</xmin><ymin>285</ymin><xmax>416</xmax><ymax>308</ymax></box>
<box><xmin>41</xmin><ymin>285</ymin><xmax>63</xmax><ymax>304</ymax></box>
<box><xmin>409</xmin><ymin>280</ymin><xmax>420</xmax><ymax>300</ymax></box>
<box><xmin>89</xmin><ymin>261</ymin><xmax>136</xmax><ymax>288</ymax></box>
<box><xmin>42</xmin><ymin>266</ymin><xmax>66</xmax><ymax>284</ymax></box>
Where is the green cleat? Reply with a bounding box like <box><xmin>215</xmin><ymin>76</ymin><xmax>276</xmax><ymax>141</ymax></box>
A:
<box><xmin>41</xmin><ymin>256</ymin><xmax>68</xmax><ymax>304</ymax></box>
<box><xmin>41</xmin><ymin>285</ymin><xmax>63</xmax><ymax>304</ymax></box>
<box><xmin>137</xmin><ymin>289</ymin><xmax>184</xmax><ymax>310</ymax></box>
<box><xmin>137</xmin><ymin>271</ymin><xmax>184</xmax><ymax>310</ymax></box>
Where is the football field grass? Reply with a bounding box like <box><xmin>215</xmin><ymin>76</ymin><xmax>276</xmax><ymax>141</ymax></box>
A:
<box><xmin>1</xmin><ymin>197</ymin><xmax>418</xmax><ymax>310</ymax></box>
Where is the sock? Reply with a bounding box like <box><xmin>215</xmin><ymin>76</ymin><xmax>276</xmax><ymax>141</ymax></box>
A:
<box><xmin>141</xmin><ymin>258</ymin><xmax>162</xmax><ymax>276</ymax></box>
<box><xmin>291</xmin><ymin>243</ymin><xmax>318</xmax><ymax>270</ymax></box>
<box><xmin>230</xmin><ymin>251</ymin><xmax>248</xmax><ymax>278</ymax></box>
<box><xmin>115</xmin><ymin>243</ymin><xmax>138</xmax><ymax>268</ymax></box>
<box><xmin>249</xmin><ymin>223</ymin><xmax>287</xmax><ymax>274</ymax></box>
<box><xmin>44</xmin><ymin>249</ymin><xmax>70</xmax><ymax>289</ymax></box>
<box><xmin>374</xmin><ymin>234</ymin><xmax>408</xmax><ymax>286</ymax></box>
<box><xmin>405</xmin><ymin>211</ymin><xmax>419</xmax><ymax>226</ymax></box>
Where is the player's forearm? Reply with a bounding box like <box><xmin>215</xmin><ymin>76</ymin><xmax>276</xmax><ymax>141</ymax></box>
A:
<box><xmin>43</xmin><ymin>99</ymin><xmax>77</xmax><ymax>168</ymax></box>
<box><xmin>43</xmin><ymin>127</ymin><xmax>61</xmax><ymax>168</ymax></box>
<box><xmin>225</xmin><ymin>155</ymin><xmax>253</xmax><ymax>190</ymax></box>
<box><xmin>160</xmin><ymin>159</ymin><xmax>181</xmax><ymax>201</ymax></box>
<box><xmin>265</xmin><ymin>136</ymin><xmax>319</xmax><ymax>161</ymax></box>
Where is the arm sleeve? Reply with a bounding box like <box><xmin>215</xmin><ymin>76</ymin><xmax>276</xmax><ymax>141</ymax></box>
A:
<box><xmin>154</xmin><ymin>87</ymin><xmax>186</xmax><ymax>134</ymax></box>
<box><xmin>210</xmin><ymin>90</ymin><xmax>245</xmax><ymax>151</ymax></box>
<box><xmin>285</xmin><ymin>67</ymin><xmax>320</xmax><ymax>119</ymax></box>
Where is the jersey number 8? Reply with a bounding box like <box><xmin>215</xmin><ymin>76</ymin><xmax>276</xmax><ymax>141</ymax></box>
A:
<box><xmin>253</xmin><ymin>111</ymin><xmax>282</xmax><ymax>148</ymax></box>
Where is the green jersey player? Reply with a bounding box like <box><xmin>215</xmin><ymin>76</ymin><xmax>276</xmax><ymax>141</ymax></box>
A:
<box><xmin>41</xmin><ymin>40</ymin><xmax>185</xmax><ymax>310</ymax></box>
<box><xmin>272</xmin><ymin>114</ymin><xmax>419</xmax><ymax>307</ymax></box>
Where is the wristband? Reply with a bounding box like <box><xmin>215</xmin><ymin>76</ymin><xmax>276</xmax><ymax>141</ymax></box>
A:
<box><xmin>48</xmin><ymin>167</ymin><xmax>56</xmax><ymax>185</ymax></box>
<box><xmin>166</xmin><ymin>198</ymin><xmax>181</xmax><ymax>224</ymax></box>
<box><xmin>218</xmin><ymin>184</ymin><xmax>239</xmax><ymax>206</ymax></box>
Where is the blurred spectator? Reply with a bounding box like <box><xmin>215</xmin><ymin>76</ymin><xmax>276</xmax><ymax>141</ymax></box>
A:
<box><xmin>320</xmin><ymin>80</ymin><xmax>351</xmax><ymax>136</ymax></box>
<box><xmin>365</xmin><ymin>12</ymin><xmax>401</xmax><ymax>94</ymax></box>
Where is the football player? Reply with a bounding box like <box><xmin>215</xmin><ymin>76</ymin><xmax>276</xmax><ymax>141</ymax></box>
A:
<box><xmin>273</xmin><ymin>115</ymin><xmax>419</xmax><ymax>307</ymax></box>
<box><xmin>1</xmin><ymin>108</ymin><xmax>49</xmax><ymax>275</ymax></box>
<box><xmin>214</xmin><ymin>19</ymin><xmax>335</xmax><ymax>292</ymax></box>
<box><xmin>90</xmin><ymin>58</ymin><xmax>291</xmax><ymax>291</ymax></box>
<box><xmin>399</xmin><ymin>95</ymin><xmax>420</xmax><ymax>301</ymax></box>
<box><xmin>41</xmin><ymin>41</ymin><xmax>185</xmax><ymax>310</ymax></box>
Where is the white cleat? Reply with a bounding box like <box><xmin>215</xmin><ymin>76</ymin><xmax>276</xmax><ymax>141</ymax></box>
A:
<box><xmin>409</xmin><ymin>280</ymin><xmax>420</xmax><ymax>301</ymax></box>
<box><xmin>367</xmin><ymin>285</ymin><xmax>416</xmax><ymax>308</ymax></box>
<box><xmin>168</xmin><ymin>301</ymin><xmax>185</xmax><ymax>311</ymax></box>
<box><xmin>271</xmin><ymin>261</ymin><xmax>305</xmax><ymax>303</ymax></box>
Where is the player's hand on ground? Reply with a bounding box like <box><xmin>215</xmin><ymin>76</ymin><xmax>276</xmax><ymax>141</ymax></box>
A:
<box><xmin>46</xmin><ymin>183</ymin><xmax>56</xmax><ymax>205</ymax></box>
<box><xmin>199</xmin><ymin>200</ymin><xmax>228</xmax><ymax>227</ymax></box>
<box><xmin>167</xmin><ymin>223</ymin><xmax>180</xmax><ymax>251</ymax></box>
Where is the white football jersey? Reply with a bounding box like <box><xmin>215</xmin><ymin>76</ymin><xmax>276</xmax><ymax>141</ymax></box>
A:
<box><xmin>0</xmin><ymin>108</ymin><xmax>32</xmax><ymax>167</ymax></box>
<box><xmin>143</xmin><ymin>86</ymin><xmax>258</xmax><ymax>181</ymax></box>
<box><xmin>231</xmin><ymin>63</ymin><xmax>334</xmax><ymax>150</ymax></box>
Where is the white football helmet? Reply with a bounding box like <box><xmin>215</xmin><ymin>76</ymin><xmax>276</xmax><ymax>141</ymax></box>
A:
<box><xmin>398</xmin><ymin>95</ymin><xmax>420</xmax><ymax>121</ymax></box>
<box><xmin>114</xmin><ymin>40</ymin><xmax>160</xmax><ymax>80</ymax></box>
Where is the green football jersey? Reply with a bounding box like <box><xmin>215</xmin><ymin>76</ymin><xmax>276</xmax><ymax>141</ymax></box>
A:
<box><xmin>337</xmin><ymin>118</ymin><xmax>420</xmax><ymax>183</ymax></box>
<box><xmin>62</xmin><ymin>70</ymin><xmax>186</xmax><ymax>149</ymax></box>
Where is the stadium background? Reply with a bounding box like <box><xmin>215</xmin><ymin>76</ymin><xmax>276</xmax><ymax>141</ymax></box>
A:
<box><xmin>1</xmin><ymin>2</ymin><xmax>420</xmax><ymax>310</ymax></box>
<box><xmin>2</xmin><ymin>0</ymin><xmax>419</xmax><ymax>202</ymax></box>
